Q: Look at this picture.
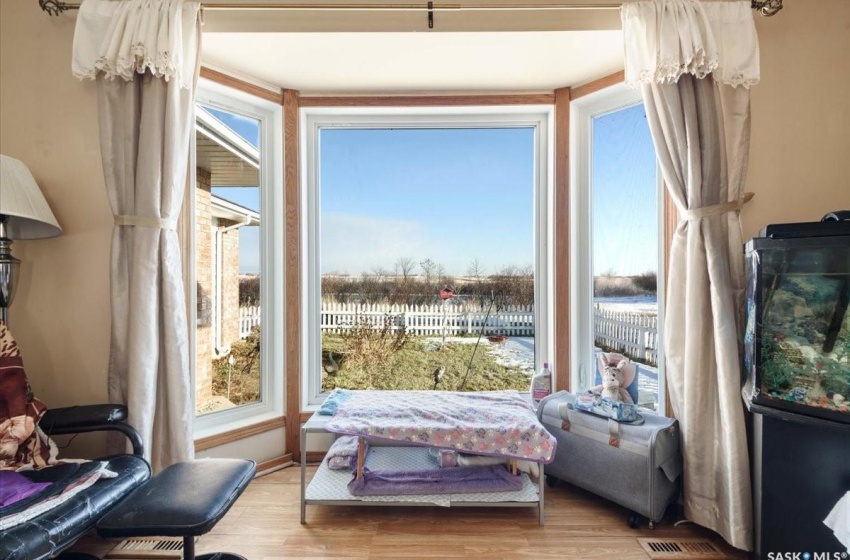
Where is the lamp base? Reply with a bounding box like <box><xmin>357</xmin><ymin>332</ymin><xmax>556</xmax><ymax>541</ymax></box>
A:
<box><xmin>0</xmin><ymin>217</ymin><xmax>21</xmax><ymax>325</ymax></box>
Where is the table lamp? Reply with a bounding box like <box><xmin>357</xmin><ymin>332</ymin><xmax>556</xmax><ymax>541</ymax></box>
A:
<box><xmin>0</xmin><ymin>155</ymin><xmax>62</xmax><ymax>325</ymax></box>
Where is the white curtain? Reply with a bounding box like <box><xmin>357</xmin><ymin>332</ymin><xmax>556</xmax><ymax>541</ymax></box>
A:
<box><xmin>72</xmin><ymin>0</ymin><xmax>201</xmax><ymax>472</ymax></box>
<box><xmin>622</xmin><ymin>0</ymin><xmax>759</xmax><ymax>551</ymax></box>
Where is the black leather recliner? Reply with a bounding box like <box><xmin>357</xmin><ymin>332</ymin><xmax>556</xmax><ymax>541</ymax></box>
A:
<box><xmin>0</xmin><ymin>404</ymin><xmax>151</xmax><ymax>560</ymax></box>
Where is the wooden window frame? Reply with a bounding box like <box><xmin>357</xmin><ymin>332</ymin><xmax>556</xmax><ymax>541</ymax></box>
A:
<box><xmin>569</xmin><ymin>70</ymin><xmax>675</xmax><ymax>417</ymax></box>
<box><xmin>292</xmin><ymin>93</ymin><xmax>569</xmax><ymax>457</ymax></box>
<box><xmin>199</xmin><ymin>67</ymin><xmax>669</xmax><ymax>454</ymax></box>
<box><xmin>192</xmin><ymin>68</ymin><xmax>287</xmax><ymax>447</ymax></box>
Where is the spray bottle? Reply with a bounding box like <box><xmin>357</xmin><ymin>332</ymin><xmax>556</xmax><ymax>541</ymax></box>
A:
<box><xmin>531</xmin><ymin>361</ymin><xmax>552</xmax><ymax>404</ymax></box>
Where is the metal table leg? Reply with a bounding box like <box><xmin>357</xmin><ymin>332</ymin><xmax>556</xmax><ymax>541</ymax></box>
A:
<box><xmin>300</xmin><ymin>425</ymin><xmax>307</xmax><ymax>524</ymax></box>
<box><xmin>538</xmin><ymin>462</ymin><xmax>545</xmax><ymax>526</ymax></box>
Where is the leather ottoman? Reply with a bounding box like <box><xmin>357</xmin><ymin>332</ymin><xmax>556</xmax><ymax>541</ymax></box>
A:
<box><xmin>96</xmin><ymin>458</ymin><xmax>256</xmax><ymax>560</ymax></box>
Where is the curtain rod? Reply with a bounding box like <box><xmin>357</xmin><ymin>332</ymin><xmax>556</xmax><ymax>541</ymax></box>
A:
<box><xmin>38</xmin><ymin>0</ymin><xmax>782</xmax><ymax>16</ymax></box>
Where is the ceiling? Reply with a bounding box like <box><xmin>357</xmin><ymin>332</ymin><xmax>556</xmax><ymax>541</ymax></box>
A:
<box><xmin>200</xmin><ymin>31</ymin><xmax>625</xmax><ymax>94</ymax></box>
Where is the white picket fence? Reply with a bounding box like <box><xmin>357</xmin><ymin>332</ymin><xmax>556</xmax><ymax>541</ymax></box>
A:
<box><xmin>239</xmin><ymin>302</ymin><xmax>659</xmax><ymax>364</ymax></box>
<box><xmin>320</xmin><ymin>302</ymin><xmax>535</xmax><ymax>337</ymax></box>
<box><xmin>593</xmin><ymin>304</ymin><xmax>659</xmax><ymax>366</ymax></box>
<box><xmin>239</xmin><ymin>306</ymin><xmax>261</xmax><ymax>338</ymax></box>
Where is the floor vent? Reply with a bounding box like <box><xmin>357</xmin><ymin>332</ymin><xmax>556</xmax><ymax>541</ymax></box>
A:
<box><xmin>638</xmin><ymin>538</ymin><xmax>729</xmax><ymax>559</ymax></box>
<box><xmin>105</xmin><ymin>536</ymin><xmax>188</xmax><ymax>559</ymax></box>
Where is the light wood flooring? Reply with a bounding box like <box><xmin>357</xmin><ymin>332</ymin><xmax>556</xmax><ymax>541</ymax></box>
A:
<box><xmin>71</xmin><ymin>464</ymin><xmax>748</xmax><ymax>559</ymax></box>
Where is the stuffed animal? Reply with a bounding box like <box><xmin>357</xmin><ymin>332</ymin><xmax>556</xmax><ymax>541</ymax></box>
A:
<box><xmin>590</xmin><ymin>359</ymin><xmax>635</xmax><ymax>404</ymax></box>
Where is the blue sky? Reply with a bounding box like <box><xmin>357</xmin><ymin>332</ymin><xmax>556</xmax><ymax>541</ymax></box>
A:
<box><xmin>591</xmin><ymin>103</ymin><xmax>658</xmax><ymax>277</ymax></box>
<box><xmin>203</xmin><ymin>104</ymin><xmax>658</xmax><ymax>278</ymax></box>
<box><xmin>320</xmin><ymin>127</ymin><xmax>534</xmax><ymax>276</ymax></box>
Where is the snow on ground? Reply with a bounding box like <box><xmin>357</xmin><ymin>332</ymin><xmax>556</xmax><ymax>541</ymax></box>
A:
<box><xmin>488</xmin><ymin>337</ymin><xmax>536</xmax><ymax>374</ymax></box>
<box><xmin>422</xmin><ymin>336</ymin><xmax>482</xmax><ymax>350</ymax></box>
<box><xmin>424</xmin><ymin>334</ymin><xmax>659</xmax><ymax>409</ymax></box>
<box><xmin>594</xmin><ymin>294</ymin><xmax>658</xmax><ymax>313</ymax></box>
<box><xmin>423</xmin><ymin>336</ymin><xmax>536</xmax><ymax>375</ymax></box>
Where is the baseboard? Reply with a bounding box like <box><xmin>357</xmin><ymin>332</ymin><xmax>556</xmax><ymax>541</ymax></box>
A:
<box><xmin>305</xmin><ymin>451</ymin><xmax>326</xmax><ymax>464</ymax></box>
<box><xmin>256</xmin><ymin>454</ymin><xmax>292</xmax><ymax>475</ymax></box>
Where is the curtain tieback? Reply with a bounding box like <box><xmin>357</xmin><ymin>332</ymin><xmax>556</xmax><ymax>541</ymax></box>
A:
<box><xmin>683</xmin><ymin>192</ymin><xmax>754</xmax><ymax>221</ymax></box>
<box><xmin>114</xmin><ymin>215</ymin><xmax>178</xmax><ymax>231</ymax></box>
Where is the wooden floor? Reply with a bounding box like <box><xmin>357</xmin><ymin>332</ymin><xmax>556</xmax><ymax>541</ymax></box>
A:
<box><xmin>71</xmin><ymin>464</ymin><xmax>747</xmax><ymax>559</ymax></box>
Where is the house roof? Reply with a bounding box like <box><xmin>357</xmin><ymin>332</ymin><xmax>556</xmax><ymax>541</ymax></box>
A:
<box><xmin>211</xmin><ymin>194</ymin><xmax>260</xmax><ymax>226</ymax></box>
<box><xmin>196</xmin><ymin>106</ymin><xmax>260</xmax><ymax>188</ymax></box>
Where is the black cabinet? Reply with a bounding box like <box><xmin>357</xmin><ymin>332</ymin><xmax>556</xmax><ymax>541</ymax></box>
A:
<box><xmin>743</xmin><ymin>223</ymin><xmax>850</xmax><ymax>558</ymax></box>
<box><xmin>751</xmin><ymin>405</ymin><xmax>850</xmax><ymax>558</ymax></box>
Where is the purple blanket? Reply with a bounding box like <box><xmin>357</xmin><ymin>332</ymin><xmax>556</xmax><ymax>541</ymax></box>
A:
<box><xmin>348</xmin><ymin>465</ymin><xmax>523</xmax><ymax>496</ymax></box>
<box><xmin>0</xmin><ymin>471</ymin><xmax>50</xmax><ymax>508</ymax></box>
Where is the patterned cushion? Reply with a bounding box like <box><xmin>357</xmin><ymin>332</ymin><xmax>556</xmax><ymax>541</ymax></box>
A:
<box><xmin>0</xmin><ymin>321</ymin><xmax>21</xmax><ymax>358</ymax></box>
<box><xmin>0</xmin><ymin>321</ymin><xmax>56</xmax><ymax>469</ymax></box>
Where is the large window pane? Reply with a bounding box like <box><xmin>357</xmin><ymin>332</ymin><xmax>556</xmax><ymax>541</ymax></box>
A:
<box><xmin>590</xmin><ymin>103</ymin><xmax>662</xmax><ymax>411</ymax></box>
<box><xmin>194</xmin><ymin>103</ymin><xmax>262</xmax><ymax>416</ymax></box>
<box><xmin>317</xmin><ymin>127</ymin><xmax>537</xmax><ymax>394</ymax></box>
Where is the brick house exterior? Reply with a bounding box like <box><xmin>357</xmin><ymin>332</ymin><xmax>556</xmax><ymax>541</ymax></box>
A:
<box><xmin>194</xmin><ymin>107</ymin><xmax>260</xmax><ymax>414</ymax></box>
<box><xmin>196</xmin><ymin>168</ymin><xmax>214</xmax><ymax>406</ymax></box>
<box><xmin>221</xmin><ymin>225</ymin><xmax>241</xmax><ymax>347</ymax></box>
<box><xmin>194</xmin><ymin>173</ymin><xmax>259</xmax><ymax>413</ymax></box>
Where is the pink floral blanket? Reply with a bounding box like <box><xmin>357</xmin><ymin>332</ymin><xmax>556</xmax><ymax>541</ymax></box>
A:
<box><xmin>323</xmin><ymin>390</ymin><xmax>556</xmax><ymax>463</ymax></box>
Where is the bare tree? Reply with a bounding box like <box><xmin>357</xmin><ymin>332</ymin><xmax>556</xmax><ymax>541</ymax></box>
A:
<box><xmin>466</xmin><ymin>258</ymin><xmax>486</xmax><ymax>304</ymax></box>
<box><xmin>467</xmin><ymin>258</ymin><xmax>486</xmax><ymax>281</ymax></box>
<box><xmin>487</xmin><ymin>265</ymin><xmax>535</xmax><ymax>309</ymax></box>
<box><xmin>436</xmin><ymin>263</ymin><xmax>447</xmax><ymax>286</ymax></box>
<box><xmin>394</xmin><ymin>257</ymin><xmax>415</xmax><ymax>280</ymax></box>
<box><xmin>320</xmin><ymin>259</ymin><xmax>534</xmax><ymax>308</ymax></box>
<box><xmin>359</xmin><ymin>271</ymin><xmax>384</xmax><ymax>304</ymax></box>
<box><xmin>371</xmin><ymin>266</ymin><xmax>389</xmax><ymax>281</ymax></box>
<box><xmin>239</xmin><ymin>276</ymin><xmax>261</xmax><ymax>305</ymax></box>
<box><xmin>516</xmin><ymin>264</ymin><xmax>535</xmax><ymax>307</ymax></box>
<box><xmin>322</xmin><ymin>275</ymin><xmax>362</xmax><ymax>304</ymax></box>
<box><xmin>420</xmin><ymin>258</ymin><xmax>438</xmax><ymax>290</ymax></box>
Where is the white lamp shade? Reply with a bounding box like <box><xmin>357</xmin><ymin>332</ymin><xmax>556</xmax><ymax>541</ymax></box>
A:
<box><xmin>0</xmin><ymin>155</ymin><xmax>61</xmax><ymax>239</ymax></box>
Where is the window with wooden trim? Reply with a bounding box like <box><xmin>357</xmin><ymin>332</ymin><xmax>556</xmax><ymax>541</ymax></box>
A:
<box><xmin>192</xmin><ymin>78</ymin><xmax>285</xmax><ymax>437</ymax></box>
<box><xmin>302</xmin><ymin>106</ymin><xmax>555</xmax><ymax>408</ymax></box>
<box><xmin>571</xmin><ymin>83</ymin><xmax>666</xmax><ymax>414</ymax></box>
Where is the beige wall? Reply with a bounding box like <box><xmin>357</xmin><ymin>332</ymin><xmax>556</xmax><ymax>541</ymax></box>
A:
<box><xmin>744</xmin><ymin>2</ymin><xmax>850</xmax><ymax>239</ymax></box>
<box><xmin>0</xmin><ymin>4</ymin><xmax>110</xmax><ymax>427</ymax></box>
<box><xmin>1</xmin><ymin>1</ymin><xmax>848</xmax><ymax>458</ymax></box>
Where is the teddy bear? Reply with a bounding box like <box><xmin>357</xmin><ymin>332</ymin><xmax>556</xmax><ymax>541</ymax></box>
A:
<box><xmin>590</xmin><ymin>359</ymin><xmax>635</xmax><ymax>404</ymax></box>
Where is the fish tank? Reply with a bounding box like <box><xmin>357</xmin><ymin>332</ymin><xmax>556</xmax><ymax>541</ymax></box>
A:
<box><xmin>743</xmin><ymin>223</ymin><xmax>850</xmax><ymax>425</ymax></box>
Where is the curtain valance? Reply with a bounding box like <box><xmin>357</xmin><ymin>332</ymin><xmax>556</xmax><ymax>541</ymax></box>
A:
<box><xmin>72</xmin><ymin>0</ymin><xmax>200</xmax><ymax>89</ymax></box>
<box><xmin>71</xmin><ymin>0</ymin><xmax>201</xmax><ymax>471</ymax></box>
<box><xmin>621</xmin><ymin>0</ymin><xmax>759</xmax><ymax>88</ymax></box>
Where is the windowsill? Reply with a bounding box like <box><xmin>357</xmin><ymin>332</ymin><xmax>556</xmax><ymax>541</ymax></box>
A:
<box><xmin>194</xmin><ymin>409</ymin><xmax>285</xmax><ymax>443</ymax></box>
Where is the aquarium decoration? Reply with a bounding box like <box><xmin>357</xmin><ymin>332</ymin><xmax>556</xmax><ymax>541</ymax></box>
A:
<box><xmin>743</xmin><ymin>227</ymin><xmax>850</xmax><ymax>424</ymax></box>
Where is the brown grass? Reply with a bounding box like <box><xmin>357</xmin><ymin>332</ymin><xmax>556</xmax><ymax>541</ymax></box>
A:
<box><xmin>322</xmin><ymin>333</ymin><xmax>530</xmax><ymax>393</ymax></box>
<box><xmin>211</xmin><ymin>329</ymin><xmax>261</xmax><ymax>406</ymax></box>
<box><xmin>340</xmin><ymin>314</ymin><xmax>411</xmax><ymax>372</ymax></box>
